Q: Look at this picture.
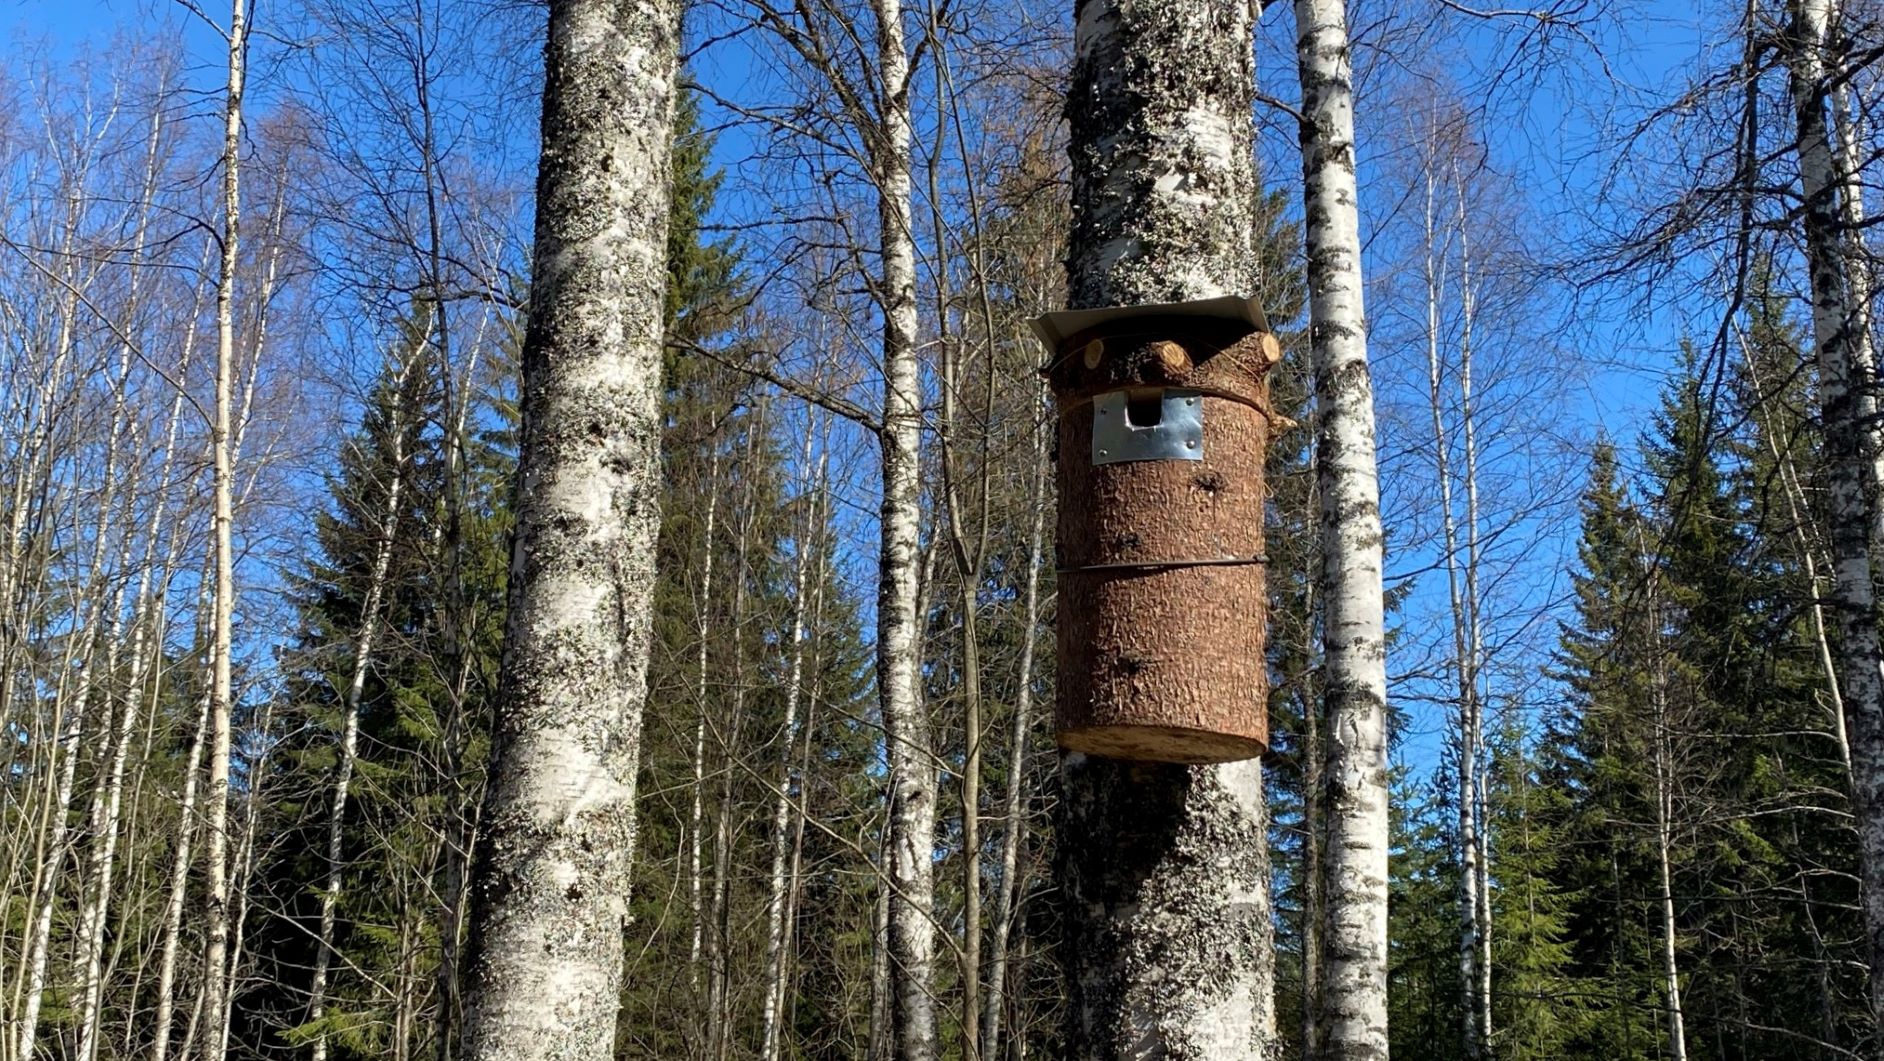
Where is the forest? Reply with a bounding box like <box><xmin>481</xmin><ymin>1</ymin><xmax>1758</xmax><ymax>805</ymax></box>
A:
<box><xmin>1</xmin><ymin>0</ymin><xmax>1881</xmax><ymax>1057</ymax></box>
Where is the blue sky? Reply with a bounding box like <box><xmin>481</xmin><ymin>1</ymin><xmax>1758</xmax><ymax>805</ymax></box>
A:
<box><xmin>3</xmin><ymin>0</ymin><xmax>1755</xmax><ymax>778</ymax></box>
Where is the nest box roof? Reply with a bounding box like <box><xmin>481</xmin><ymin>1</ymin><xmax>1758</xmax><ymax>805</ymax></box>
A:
<box><xmin>1028</xmin><ymin>295</ymin><xmax>1270</xmax><ymax>354</ymax></box>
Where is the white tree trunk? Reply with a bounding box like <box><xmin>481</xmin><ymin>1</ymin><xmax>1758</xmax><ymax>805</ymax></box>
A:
<box><xmin>980</xmin><ymin>383</ymin><xmax>1048</xmax><ymax>1061</ymax></box>
<box><xmin>688</xmin><ymin>451</ymin><xmax>721</xmax><ymax>1003</ymax></box>
<box><xmin>1786</xmin><ymin>0</ymin><xmax>1884</xmax><ymax>1034</ymax></box>
<box><xmin>153</xmin><ymin>684</ymin><xmax>214</xmax><ymax>1061</ymax></box>
<box><xmin>456</xmin><ymin>0</ymin><xmax>681</xmax><ymax>1052</ymax></box>
<box><xmin>309</xmin><ymin>358</ymin><xmax>416</xmax><ymax>1061</ymax></box>
<box><xmin>197</xmin><ymin>0</ymin><xmax>248</xmax><ymax>1047</ymax></box>
<box><xmin>1060</xmin><ymin>2</ymin><xmax>1276</xmax><ymax>1057</ymax></box>
<box><xmin>760</xmin><ymin>434</ymin><xmax>828</xmax><ymax>1061</ymax></box>
<box><xmin>868</xmin><ymin>2</ymin><xmax>938</xmax><ymax>1057</ymax></box>
<box><xmin>73</xmin><ymin>366</ymin><xmax>192</xmax><ymax>1061</ymax></box>
<box><xmin>1294</xmin><ymin>0</ymin><xmax>1390</xmax><ymax>1056</ymax></box>
<box><xmin>14</xmin><ymin>248</ymin><xmax>143</xmax><ymax>1061</ymax></box>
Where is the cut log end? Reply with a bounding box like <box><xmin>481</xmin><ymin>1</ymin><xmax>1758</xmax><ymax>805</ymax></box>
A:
<box><xmin>1150</xmin><ymin>339</ymin><xmax>1192</xmax><ymax>378</ymax></box>
<box><xmin>1057</xmin><ymin>723</ymin><xmax>1266</xmax><ymax>765</ymax></box>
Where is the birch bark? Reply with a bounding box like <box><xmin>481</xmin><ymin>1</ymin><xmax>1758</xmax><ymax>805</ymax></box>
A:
<box><xmin>1294</xmin><ymin>0</ymin><xmax>1390</xmax><ymax>1056</ymax></box>
<box><xmin>980</xmin><ymin>381</ymin><xmax>1048</xmax><ymax>1061</ymax></box>
<box><xmin>457</xmin><ymin>0</ymin><xmax>681</xmax><ymax>1053</ymax></box>
<box><xmin>197</xmin><ymin>0</ymin><xmax>248</xmax><ymax>1045</ymax></box>
<box><xmin>760</xmin><ymin>433</ymin><xmax>828</xmax><ymax>1061</ymax></box>
<box><xmin>1060</xmin><ymin>2</ymin><xmax>1275</xmax><ymax>1056</ymax></box>
<box><xmin>868</xmin><ymin>2</ymin><xmax>939</xmax><ymax>1057</ymax></box>
<box><xmin>1785</xmin><ymin>0</ymin><xmax>1884</xmax><ymax>1035</ymax></box>
<box><xmin>308</xmin><ymin>354</ymin><xmax>417</xmax><ymax>1061</ymax></box>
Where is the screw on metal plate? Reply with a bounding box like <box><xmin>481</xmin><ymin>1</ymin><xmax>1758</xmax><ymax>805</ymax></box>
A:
<box><xmin>1091</xmin><ymin>388</ymin><xmax>1204</xmax><ymax>465</ymax></box>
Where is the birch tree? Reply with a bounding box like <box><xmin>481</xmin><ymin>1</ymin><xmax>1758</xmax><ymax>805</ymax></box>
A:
<box><xmin>1783</xmin><ymin>0</ymin><xmax>1884</xmax><ymax>1032</ymax></box>
<box><xmin>197</xmin><ymin>0</ymin><xmax>250</xmax><ymax>1046</ymax></box>
<box><xmin>456</xmin><ymin>0</ymin><xmax>682</xmax><ymax>1054</ymax></box>
<box><xmin>1294</xmin><ymin>0</ymin><xmax>1390</xmax><ymax>1056</ymax></box>
<box><xmin>1058</xmin><ymin>2</ymin><xmax>1274</xmax><ymax>1056</ymax></box>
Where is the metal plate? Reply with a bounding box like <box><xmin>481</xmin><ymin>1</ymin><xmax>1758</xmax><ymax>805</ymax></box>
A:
<box><xmin>1092</xmin><ymin>389</ymin><xmax>1203</xmax><ymax>464</ymax></box>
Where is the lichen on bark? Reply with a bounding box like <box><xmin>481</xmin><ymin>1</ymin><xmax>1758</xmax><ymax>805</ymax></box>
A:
<box><xmin>458</xmin><ymin>0</ymin><xmax>682</xmax><ymax>1057</ymax></box>
<box><xmin>1059</xmin><ymin>2</ymin><xmax>1276</xmax><ymax>1057</ymax></box>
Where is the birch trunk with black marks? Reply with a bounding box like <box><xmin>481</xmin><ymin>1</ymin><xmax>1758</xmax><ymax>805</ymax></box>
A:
<box><xmin>1649</xmin><ymin>639</ymin><xmax>1690</xmax><ymax>1061</ymax></box>
<box><xmin>869</xmin><ymin>1</ymin><xmax>939</xmax><ymax>1057</ymax></box>
<box><xmin>1295</xmin><ymin>0</ymin><xmax>1390</xmax><ymax>1055</ymax></box>
<box><xmin>309</xmin><ymin>356</ymin><xmax>416</xmax><ymax>1061</ymax></box>
<box><xmin>760</xmin><ymin>434</ymin><xmax>828</xmax><ymax>1061</ymax></box>
<box><xmin>197</xmin><ymin>0</ymin><xmax>248</xmax><ymax>1047</ymax></box>
<box><xmin>1786</xmin><ymin>0</ymin><xmax>1884</xmax><ymax>1034</ymax></box>
<box><xmin>457</xmin><ymin>0</ymin><xmax>681</xmax><ymax>1053</ymax></box>
<box><xmin>153</xmin><ymin>684</ymin><xmax>213</xmax><ymax>1061</ymax></box>
<box><xmin>980</xmin><ymin>383</ymin><xmax>1049</xmax><ymax>1061</ymax></box>
<box><xmin>70</xmin><ymin>85</ymin><xmax>181</xmax><ymax>1061</ymax></box>
<box><xmin>1060</xmin><ymin>2</ymin><xmax>1275</xmax><ymax>1056</ymax></box>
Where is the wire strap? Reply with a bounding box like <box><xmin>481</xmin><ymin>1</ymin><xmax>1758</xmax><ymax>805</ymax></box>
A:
<box><xmin>1057</xmin><ymin>555</ymin><xmax>1268</xmax><ymax>574</ymax></box>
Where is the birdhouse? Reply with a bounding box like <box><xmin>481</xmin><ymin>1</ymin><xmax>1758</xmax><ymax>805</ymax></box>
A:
<box><xmin>1032</xmin><ymin>296</ymin><xmax>1280</xmax><ymax>765</ymax></box>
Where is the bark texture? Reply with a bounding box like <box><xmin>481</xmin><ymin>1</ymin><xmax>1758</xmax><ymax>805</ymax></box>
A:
<box><xmin>870</xmin><ymin>1</ymin><xmax>939</xmax><ymax>1056</ymax></box>
<box><xmin>458</xmin><ymin>0</ymin><xmax>681</xmax><ymax>1055</ymax></box>
<box><xmin>1786</xmin><ymin>0</ymin><xmax>1884</xmax><ymax>1035</ymax></box>
<box><xmin>1060</xmin><ymin>1</ymin><xmax>1275</xmax><ymax>1055</ymax></box>
<box><xmin>1294</xmin><ymin>0</ymin><xmax>1390</xmax><ymax>1056</ymax></box>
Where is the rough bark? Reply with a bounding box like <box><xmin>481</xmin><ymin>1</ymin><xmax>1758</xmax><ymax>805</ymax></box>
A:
<box><xmin>1059</xmin><ymin>1</ymin><xmax>1276</xmax><ymax>1056</ymax></box>
<box><xmin>1294</xmin><ymin>0</ymin><xmax>1390</xmax><ymax>1056</ymax></box>
<box><xmin>1786</xmin><ymin>0</ymin><xmax>1884</xmax><ymax>1037</ymax></box>
<box><xmin>457</xmin><ymin>0</ymin><xmax>681</xmax><ymax>1053</ymax></box>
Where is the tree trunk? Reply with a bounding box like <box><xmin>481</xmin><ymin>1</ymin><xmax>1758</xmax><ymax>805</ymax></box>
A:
<box><xmin>1059</xmin><ymin>2</ymin><xmax>1275</xmax><ymax>1057</ymax></box>
<box><xmin>980</xmin><ymin>383</ymin><xmax>1048</xmax><ymax>1061</ymax></box>
<box><xmin>309</xmin><ymin>356</ymin><xmax>416</xmax><ymax>1061</ymax></box>
<box><xmin>1786</xmin><ymin>0</ymin><xmax>1884</xmax><ymax>1038</ymax></box>
<box><xmin>198</xmin><ymin>0</ymin><xmax>248</xmax><ymax>1048</ymax></box>
<box><xmin>760</xmin><ymin>433</ymin><xmax>828</xmax><ymax>1061</ymax></box>
<box><xmin>868</xmin><ymin>2</ymin><xmax>939</xmax><ymax>1058</ymax></box>
<box><xmin>457</xmin><ymin>0</ymin><xmax>681</xmax><ymax>1053</ymax></box>
<box><xmin>1294</xmin><ymin>0</ymin><xmax>1390</xmax><ymax>1056</ymax></box>
<box><xmin>689</xmin><ymin>450</ymin><xmax>721</xmax><ymax>1015</ymax></box>
<box><xmin>1420</xmin><ymin>157</ymin><xmax>1483</xmax><ymax>1061</ymax></box>
<box><xmin>153</xmin><ymin>685</ymin><xmax>214</xmax><ymax>1061</ymax></box>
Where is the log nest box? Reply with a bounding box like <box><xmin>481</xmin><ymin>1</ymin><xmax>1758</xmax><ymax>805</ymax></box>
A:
<box><xmin>1032</xmin><ymin>296</ymin><xmax>1281</xmax><ymax>765</ymax></box>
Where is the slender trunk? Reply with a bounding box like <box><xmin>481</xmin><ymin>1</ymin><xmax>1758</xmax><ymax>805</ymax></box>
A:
<box><xmin>74</xmin><ymin>375</ymin><xmax>192</xmax><ymax>1061</ymax></box>
<box><xmin>309</xmin><ymin>359</ymin><xmax>416</xmax><ymax>1061</ymax></box>
<box><xmin>1646</xmin><ymin>586</ymin><xmax>1690</xmax><ymax>1061</ymax></box>
<box><xmin>154</xmin><ymin>685</ymin><xmax>215</xmax><ymax>1061</ymax></box>
<box><xmin>1740</xmin><ymin>328</ymin><xmax>1848</xmax><ymax>764</ymax></box>
<box><xmin>1060</xmin><ymin>2</ymin><xmax>1275</xmax><ymax>1056</ymax></box>
<box><xmin>1458</xmin><ymin>212</ymin><xmax>1493</xmax><ymax>1056</ymax></box>
<box><xmin>198</xmin><ymin>0</ymin><xmax>248</xmax><ymax>1048</ymax></box>
<box><xmin>980</xmin><ymin>383</ymin><xmax>1048</xmax><ymax>1060</ymax></box>
<box><xmin>1295</xmin><ymin>0</ymin><xmax>1390</xmax><ymax>1055</ymax></box>
<box><xmin>457</xmin><ymin>0</ymin><xmax>681</xmax><ymax>1049</ymax></box>
<box><xmin>761</xmin><ymin>432</ymin><xmax>829</xmax><ymax>1061</ymax></box>
<box><xmin>1299</xmin><ymin>575</ymin><xmax>1323</xmax><ymax>1061</ymax></box>
<box><xmin>868</xmin><ymin>827</ymin><xmax>895</xmax><ymax>1061</ymax></box>
<box><xmin>707</xmin><ymin>401</ymin><xmax>766</xmax><ymax>1061</ymax></box>
<box><xmin>1420</xmin><ymin>159</ymin><xmax>1482</xmax><ymax>1061</ymax></box>
<box><xmin>868</xmin><ymin>2</ymin><xmax>938</xmax><ymax>1057</ymax></box>
<box><xmin>14</xmin><ymin>256</ymin><xmax>144</xmax><ymax>1061</ymax></box>
<box><xmin>1786</xmin><ymin>0</ymin><xmax>1884</xmax><ymax>1037</ymax></box>
<box><xmin>689</xmin><ymin>451</ymin><xmax>722</xmax><ymax>1011</ymax></box>
<box><xmin>218</xmin><ymin>699</ymin><xmax>275</xmax><ymax>1058</ymax></box>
